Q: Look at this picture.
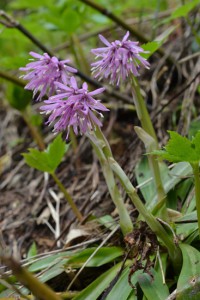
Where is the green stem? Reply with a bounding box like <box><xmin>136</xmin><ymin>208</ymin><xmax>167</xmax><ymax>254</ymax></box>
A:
<box><xmin>0</xmin><ymin>70</ymin><xmax>25</xmax><ymax>87</ymax></box>
<box><xmin>51</xmin><ymin>172</ymin><xmax>83</xmax><ymax>222</ymax></box>
<box><xmin>192</xmin><ymin>163</ymin><xmax>200</xmax><ymax>237</ymax></box>
<box><xmin>148</xmin><ymin>155</ymin><xmax>167</xmax><ymax>208</ymax></box>
<box><xmin>108</xmin><ymin>156</ymin><xmax>181</xmax><ymax>267</ymax></box>
<box><xmin>87</xmin><ymin>132</ymin><xmax>133</xmax><ymax>235</ymax></box>
<box><xmin>131</xmin><ymin>76</ymin><xmax>157</xmax><ymax>143</ymax></box>
<box><xmin>131</xmin><ymin>78</ymin><xmax>166</xmax><ymax>204</ymax></box>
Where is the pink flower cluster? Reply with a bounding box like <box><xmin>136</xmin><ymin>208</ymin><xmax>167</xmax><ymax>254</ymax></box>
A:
<box><xmin>20</xmin><ymin>52</ymin><xmax>77</xmax><ymax>101</ymax></box>
<box><xmin>40</xmin><ymin>77</ymin><xmax>108</xmax><ymax>138</ymax></box>
<box><xmin>20</xmin><ymin>32</ymin><xmax>150</xmax><ymax>137</ymax></box>
<box><xmin>91</xmin><ymin>31</ymin><xmax>150</xmax><ymax>85</ymax></box>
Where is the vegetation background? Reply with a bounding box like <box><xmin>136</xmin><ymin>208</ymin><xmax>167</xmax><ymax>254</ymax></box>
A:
<box><xmin>0</xmin><ymin>0</ymin><xmax>200</xmax><ymax>299</ymax></box>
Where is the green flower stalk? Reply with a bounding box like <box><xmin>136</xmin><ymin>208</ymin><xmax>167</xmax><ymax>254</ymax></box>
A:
<box><xmin>87</xmin><ymin>128</ymin><xmax>133</xmax><ymax>235</ymax></box>
<box><xmin>91</xmin><ymin>32</ymin><xmax>166</xmax><ymax>204</ymax></box>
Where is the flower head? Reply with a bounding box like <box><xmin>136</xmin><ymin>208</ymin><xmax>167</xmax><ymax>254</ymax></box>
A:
<box><xmin>91</xmin><ymin>31</ymin><xmax>150</xmax><ymax>85</ymax></box>
<box><xmin>20</xmin><ymin>52</ymin><xmax>77</xmax><ymax>101</ymax></box>
<box><xmin>40</xmin><ymin>77</ymin><xmax>108</xmax><ymax>138</ymax></box>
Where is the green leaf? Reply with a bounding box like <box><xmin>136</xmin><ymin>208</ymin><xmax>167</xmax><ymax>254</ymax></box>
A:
<box><xmin>135</xmin><ymin>156</ymin><xmax>156</xmax><ymax>202</ymax></box>
<box><xmin>160</xmin><ymin>0</ymin><xmax>199</xmax><ymax>25</ymax></box>
<box><xmin>23</xmin><ymin>134</ymin><xmax>69</xmax><ymax>173</ymax></box>
<box><xmin>28</xmin><ymin>251</ymin><xmax>72</xmax><ymax>273</ymax></box>
<box><xmin>73</xmin><ymin>261</ymin><xmax>126</xmax><ymax>300</ymax></box>
<box><xmin>138</xmin><ymin>269</ymin><xmax>169</xmax><ymax>300</ymax></box>
<box><xmin>135</xmin><ymin>156</ymin><xmax>170</xmax><ymax>208</ymax></box>
<box><xmin>23</xmin><ymin>148</ymin><xmax>52</xmax><ymax>173</ymax></box>
<box><xmin>106</xmin><ymin>266</ymin><xmax>140</xmax><ymax>300</ymax></box>
<box><xmin>176</xmin><ymin>217</ymin><xmax>198</xmax><ymax>240</ymax></box>
<box><xmin>171</xmin><ymin>0</ymin><xmax>199</xmax><ymax>19</ymax></box>
<box><xmin>67</xmin><ymin>247</ymin><xmax>123</xmax><ymax>268</ymax></box>
<box><xmin>153</xmin><ymin>131</ymin><xmax>200</xmax><ymax>164</ymax></box>
<box><xmin>46</xmin><ymin>134</ymin><xmax>70</xmax><ymax>171</ymax></box>
<box><xmin>6</xmin><ymin>84</ymin><xmax>31</xmax><ymax>111</ymax></box>
<box><xmin>10</xmin><ymin>0</ymin><xmax>50</xmax><ymax>9</ymax></box>
<box><xmin>142</xmin><ymin>41</ymin><xmax>162</xmax><ymax>59</ymax></box>
<box><xmin>176</xmin><ymin>244</ymin><xmax>200</xmax><ymax>300</ymax></box>
<box><xmin>27</xmin><ymin>242</ymin><xmax>37</xmax><ymax>259</ymax></box>
<box><xmin>98</xmin><ymin>215</ymin><xmax>118</xmax><ymax>231</ymax></box>
<box><xmin>141</xmin><ymin>26</ymin><xmax>176</xmax><ymax>59</ymax></box>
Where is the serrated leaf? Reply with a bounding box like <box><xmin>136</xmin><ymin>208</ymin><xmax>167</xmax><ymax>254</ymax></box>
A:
<box><xmin>46</xmin><ymin>134</ymin><xmax>69</xmax><ymax>171</ymax></box>
<box><xmin>176</xmin><ymin>244</ymin><xmax>200</xmax><ymax>300</ymax></box>
<box><xmin>23</xmin><ymin>134</ymin><xmax>69</xmax><ymax>173</ymax></box>
<box><xmin>142</xmin><ymin>41</ymin><xmax>162</xmax><ymax>59</ymax></box>
<box><xmin>141</xmin><ymin>26</ymin><xmax>176</xmax><ymax>59</ymax></box>
<box><xmin>154</xmin><ymin>131</ymin><xmax>200</xmax><ymax>164</ymax></box>
<box><xmin>23</xmin><ymin>149</ymin><xmax>52</xmax><ymax>173</ymax></box>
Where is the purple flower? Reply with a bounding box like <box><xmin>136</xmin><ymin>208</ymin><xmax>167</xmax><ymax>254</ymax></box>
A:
<box><xmin>20</xmin><ymin>52</ymin><xmax>77</xmax><ymax>101</ymax></box>
<box><xmin>91</xmin><ymin>31</ymin><xmax>150</xmax><ymax>85</ymax></box>
<box><xmin>40</xmin><ymin>77</ymin><xmax>108</xmax><ymax>138</ymax></box>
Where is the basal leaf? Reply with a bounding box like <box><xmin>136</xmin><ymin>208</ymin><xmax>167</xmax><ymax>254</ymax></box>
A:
<box><xmin>73</xmin><ymin>262</ymin><xmax>127</xmax><ymax>300</ymax></box>
<box><xmin>176</xmin><ymin>244</ymin><xmax>200</xmax><ymax>300</ymax></box>
<box><xmin>138</xmin><ymin>269</ymin><xmax>169</xmax><ymax>300</ymax></box>
<box><xmin>27</xmin><ymin>242</ymin><xmax>37</xmax><ymax>259</ymax></box>
<box><xmin>106</xmin><ymin>266</ymin><xmax>140</xmax><ymax>300</ymax></box>
<box><xmin>67</xmin><ymin>247</ymin><xmax>123</xmax><ymax>268</ymax></box>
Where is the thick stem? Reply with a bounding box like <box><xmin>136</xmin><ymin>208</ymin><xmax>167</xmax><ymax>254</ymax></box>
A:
<box><xmin>51</xmin><ymin>172</ymin><xmax>83</xmax><ymax>222</ymax></box>
<box><xmin>192</xmin><ymin>163</ymin><xmax>200</xmax><ymax>237</ymax></box>
<box><xmin>108</xmin><ymin>156</ymin><xmax>181</xmax><ymax>267</ymax></box>
<box><xmin>87</xmin><ymin>132</ymin><xmax>133</xmax><ymax>235</ymax></box>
